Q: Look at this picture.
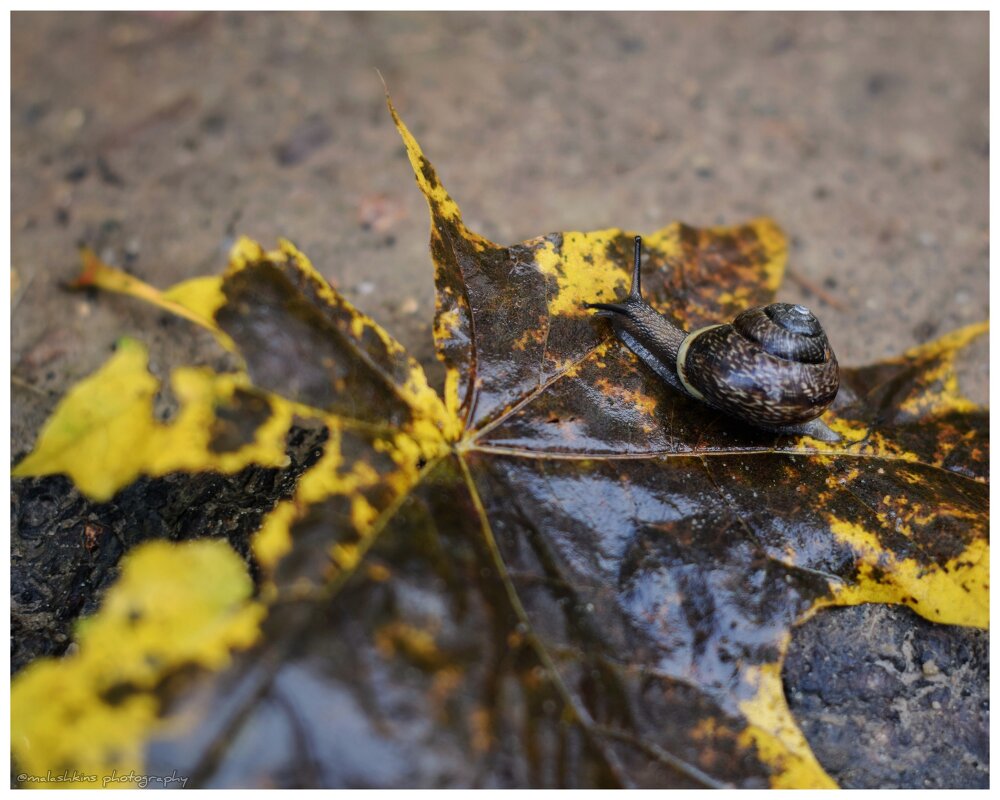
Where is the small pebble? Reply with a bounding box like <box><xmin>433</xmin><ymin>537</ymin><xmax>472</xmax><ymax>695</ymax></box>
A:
<box><xmin>63</xmin><ymin>108</ymin><xmax>86</xmax><ymax>132</ymax></box>
<box><xmin>681</xmin><ymin>78</ymin><xmax>701</xmax><ymax>98</ymax></box>
<box><xmin>922</xmin><ymin>660</ymin><xmax>939</xmax><ymax>677</ymax></box>
<box><xmin>357</xmin><ymin>193</ymin><xmax>405</xmax><ymax>234</ymax></box>
<box><xmin>399</xmin><ymin>297</ymin><xmax>419</xmax><ymax>315</ymax></box>
<box><xmin>692</xmin><ymin>153</ymin><xmax>714</xmax><ymax>179</ymax></box>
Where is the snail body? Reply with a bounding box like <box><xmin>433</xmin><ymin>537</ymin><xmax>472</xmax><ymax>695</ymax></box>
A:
<box><xmin>585</xmin><ymin>236</ymin><xmax>841</xmax><ymax>441</ymax></box>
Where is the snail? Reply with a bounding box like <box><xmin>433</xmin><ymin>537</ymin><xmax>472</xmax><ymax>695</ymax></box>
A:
<box><xmin>585</xmin><ymin>236</ymin><xmax>841</xmax><ymax>441</ymax></box>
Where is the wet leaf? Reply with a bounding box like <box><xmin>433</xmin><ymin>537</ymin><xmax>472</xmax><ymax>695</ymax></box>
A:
<box><xmin>12</xmin><ymin>99</ymin><xmax>987</xmax><ymax>789</ymax></box>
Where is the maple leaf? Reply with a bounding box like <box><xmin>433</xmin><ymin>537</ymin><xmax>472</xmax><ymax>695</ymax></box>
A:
<box><xmin>11</xmin><ymin>98</ymin><xmax>987</xmax><ymax>789</ymax></box>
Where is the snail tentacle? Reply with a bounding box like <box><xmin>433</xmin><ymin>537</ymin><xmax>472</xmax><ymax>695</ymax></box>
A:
<box><xmin>584</xmin><ymin>236</ymin><xmax>687</xmax><ymax>389</ymax></box>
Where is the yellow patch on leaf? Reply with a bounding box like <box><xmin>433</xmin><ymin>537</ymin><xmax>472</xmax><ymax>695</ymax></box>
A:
<box><xmin>896</xmin><ymin>322</ymin><xmax>988</xmax><ymax>418</ymax></box>
<box><xmin>593</xmin><ymin>377</ymin><xmax>659</xmax><ymax>432</ymax></box>
<box><xmin>738</xmin><ymin>661</ymin><xmax>837</xmax><ymax>789</ymax></box>
<box><xmin>431</xmin><ymin>305</ymin><xmax>466</xmax><ymax>420</ymax></box>
<box><xmin>71</xmin><ymin>248</ymin><xmax>234</xmax><ymax>351</ymax></box>
<box><xmin>535</xmin><ymin>230</ymin><xmax>629</xmax><ymax>318</ymax></box>
<box><xmin>386</xmin><ymin>96</ymin><xmax>493</xmax><ymax>253</ymax></box>
<box><xmin>163</xmin><ymin>277</ymin><xmax>228</xmax><ymax>325</ymax></box>
<box><xmin>253</xmin><ymin>499</ymin><xmax>299</xmax><ymax>574</ymax></box>
<box><xmin>11</xmin><ymin>540</ymin><xmax>264</xmax><ymax>788</ymax></box>
<box><xmin>375</xmin><ymin>621</ymin><xmax>443</xmax><ymax>670</ymax></box>
<box><xmin>251</xmin><ymin>418</ymin><xmax>443</xmax><ymax>582</ymax></box>
<box><xmin>12</xmin><ymin>338</ymin><xmax>296</xmax><ymax>501</ymax></box>
<box><xmin>532</xmin><ymin>218</ymin><xmax>786</xmax><ymax>323</ymax></box>
<box><xmin>823</xmin><ymin>517</ymin><xmax>988</xmax><ymax>628</ymax></box>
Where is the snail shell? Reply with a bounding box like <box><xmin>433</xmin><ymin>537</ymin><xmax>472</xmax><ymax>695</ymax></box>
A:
<box><xmin>585</xmin><ymin>236</ymin><xmax>841</xmax><ymax>440</ymax></box>
<box><xmin>677</xmin><ymin>304</ymin><xmax>839</xmax><ymax>427</ymax></box>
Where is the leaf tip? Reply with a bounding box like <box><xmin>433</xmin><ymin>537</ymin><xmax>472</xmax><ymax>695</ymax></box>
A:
<box><xmin>227</xmin><ymin>236</ymin><xmax>266</xmax><ymax>272</ymax></box>
<box><xmin>66</xmin><ymin>245</ymin><xmax>106</xmax><ymax>290</ymax></box>
<box><xmin>374</xmin><ymin>67</ymin><xmax>389</xmax><ymax>99</ymax></box>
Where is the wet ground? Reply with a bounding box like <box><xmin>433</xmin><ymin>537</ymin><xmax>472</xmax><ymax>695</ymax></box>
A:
<box><xmin>11</xmin><ymin>11</ymin><xmax>988</xmax><ymax>788</ymax></box>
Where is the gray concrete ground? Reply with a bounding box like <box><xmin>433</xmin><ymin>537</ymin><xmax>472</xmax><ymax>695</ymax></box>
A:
<box><xmin>10</xmin><ymin>11</ymin><xmax>989</xmax><ymax>788</ymax></box>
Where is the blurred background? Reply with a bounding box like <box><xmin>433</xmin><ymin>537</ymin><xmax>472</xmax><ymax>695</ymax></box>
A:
<box><xmin>11</xmin><ymin>11</ymin><xmax>988</xmax><ymax>455</ymax></box>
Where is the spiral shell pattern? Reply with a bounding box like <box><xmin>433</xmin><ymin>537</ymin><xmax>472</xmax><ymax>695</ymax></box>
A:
<box><xmin>677</xmin><ymin>303</ymin><xmax>839</xmax><ymax>426</ymax></box>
